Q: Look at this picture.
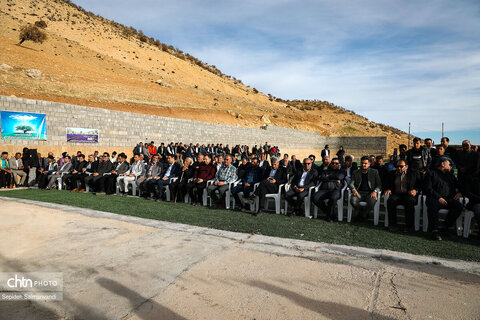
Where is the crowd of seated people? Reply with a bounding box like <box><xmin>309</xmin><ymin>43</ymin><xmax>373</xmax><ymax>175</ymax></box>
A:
<box><xmin>1</xmin><ymin>137</ymin><xmax>480</xmax><ymax>241</ymax></box>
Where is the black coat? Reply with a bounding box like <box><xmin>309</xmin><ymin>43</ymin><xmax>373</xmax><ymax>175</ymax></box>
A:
<box><xmin>317</xmin><ymin>169</ymin><xmax>346</xmax><ymax>191</ymax></box>
<box><xmin>290</xmin><ymin>159</ymin><xmax>302</xmax><ymax>173</ymax></box>
<box><xmin>96</xmin><ymin>161</ymin><xmax>113</xmax><ymax>175</ymax></box>
<box><xmin>423</xmin><ymin>169</ymin><xmax>459</xmax><ymax>200</ymax></box>
<box><xmin>384</xmin><ymin>169</ymin><xmax>421</xmax><ymax>194</ymax></box>
<box><xmin>262</xmin><ymin>166</ymin><xmax>288</xmax><ymax>185</ymax></box>
<box><xmin>85</xmin><ymin>161</ymin><xmax>98</xmax><ymax>174</ymax></box>
<box><xmin>291</xmin><ymin>169</ymin><xmax>318</xmax><ymax>190</ymax></box>
<box><xmin>465</xmin><ymin>174</ymin><xmax>480</xmax><ymax>209</ymax></box>
<box><xmin>73</xmin><ymin>160</ymin><xmax>88</xmax><ymax>173</ymax></box>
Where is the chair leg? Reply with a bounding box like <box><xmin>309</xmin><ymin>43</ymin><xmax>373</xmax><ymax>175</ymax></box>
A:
<box><xmin>414</xmin><ymin>207</ymin><xmax>420</xmax><ymax>231</ymax></box>
<box><xmin>304</xmin><ymin>198</ymin><xmax>311</xmax><ymax>218</ymax></box>
<box><xmin>422</xmin><ymin>207</ymin><xmax>428</xmax><ymax>232</ymax></box>
<box><xmin>456</xmin><ymin>213</ymin><xmax>463</xmax><ymax>237</ymax></box>
<box><xmin>373</xmin><ymin>197</ymin><xmax>380</xmax><ymax>226</ymax></box>
<box><xmin>225</xmin><ymin>191</ymin><xmax>231</xmax><ymax>209</ymax></box>
<box><xmin>347</xmin><ymin>194</ymin><xmax>353</xmax><ymax>223</ymax></box>
<box><xmin>203</xmin><ymin>189</ymin><xmax>208</xmax><ymax>206</ymax></box>
<box><xmin>274</xmin><ymin>196</ymin><xmax>281</xmax><ymax>214</ymax></box>
<box><xmin>337</xmin><ymin>199</ymin><xmax>343</xmax><ymax>222</ymax></box>
<box><xmin>383</xmin><ymin>198</ymin><xmax>389</xmax><ymax>227</ymax></box>
<box><xmin>464</xmin><ymin>211</ymin><xmax>474</xmax><ymax>238</ymax></box>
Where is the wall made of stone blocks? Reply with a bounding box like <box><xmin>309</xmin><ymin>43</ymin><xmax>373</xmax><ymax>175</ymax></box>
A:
<box><xmin>0</xmin><ymin>95</ymin><xmax>387</xmax><ymax>159</ymax></box>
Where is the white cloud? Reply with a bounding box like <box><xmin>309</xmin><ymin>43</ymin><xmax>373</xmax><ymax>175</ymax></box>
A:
<box><xmin>74</xmin><ymin>0</ymin><xmax>480</xmax><ymax>132</ymax></box>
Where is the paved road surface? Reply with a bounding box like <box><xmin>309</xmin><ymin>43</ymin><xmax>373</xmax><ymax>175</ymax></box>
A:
<box><xmin>0</xmin><ymin>198</ymin><xmax>479</xmax><ymax>320</ymax></box>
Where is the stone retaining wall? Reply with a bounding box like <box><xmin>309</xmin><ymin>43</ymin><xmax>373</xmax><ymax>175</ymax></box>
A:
<box><xmin>0</xmin><ymin>95</ymin><xmax>387</xmax><ymax>159</ymax></box>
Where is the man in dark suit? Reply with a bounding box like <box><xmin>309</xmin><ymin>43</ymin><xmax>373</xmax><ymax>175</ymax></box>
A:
<box><xmin>383</xmin><ymin>159</ymin><xmax>421</xmax><ymax>231</ymax></box>
<box><xmin>154</xmin><ymin>154</ymin><xmax>181</xmax><ymax>201</ymax></box>
<box><xmin>321</xmin><ymin>145</ymin><xmax>330</xmax><ymax>162</ymax></box>
<box><xmin>232</xmin><ymin>157</ymin><xmax>263</xmax><ymax>211</ymax></box>
<box><xmin>138</xmin><ymin>154</ymin><xmax>163</xmax><ymax>198</ymax></box>
<box><xmin>285</xmin><ymin>158</ymin><xmax>318</xmax><ymax>216</ymax></box>
<box><xmin>312</xmin><ymin>158</ymin><xmax>346</xmax><ymax>221</ymax></box>
<box><xmin>133</xmin><ymin>142</ymin><xmax>146</xmax><ymax>156</ymax></box>
<box><xmin>259</xmin><ymin>153</ymin><xmax>270</xmax><ymax>172</ymax></box>
<box><xmin>170</xmin><ymin>157</ymin><xmax>194</xmax><ymax>202</ymax></box>
<box><xmin>157</xmin><ymin>143</ymin><xmax>166</xmax><ymax>158</ymax></box>
<box><xmin>343</xmin><ymin>155</ymin><xmax>358</xmax><ymax>185</ymax></box>
<box><xmin>77</xmin><ymin>155</ymin><xmax>98</xmax><ymax>192</ymax></box>
<box><xmin>289</xmin><ymin>155</ymin><xmax>302</xmax><ymax>174</ymax></box>
<box><xmin>251</xmin><ymin>158</ymin><xmax>287</xmax><ymax>215</ymax></box>
<box><xmin>279</xmin><ymin>157</ymin><xmax>293</xmax><ymax>178</ymax></box>
<box><xmin>101</xmin><ymin>153</ymin><xmax>130</xmax><ymax>195</ymax></box>
<box><xmin>423</xmin><ymin>157</ymin><xmax>462</xmax><ymax>240</ymax></box>
<box><xmin>371</xmin><ymin>155</ymin><xmax>389</xmax><ymax>189</ymax></box>
<box><xmin>317</xmin><ymin>155</ymin><xmax>331</xmax><ymax>175</ymax></box>
<box><xmin>348</xmin><ymin>156</ymin><xmax>382</xmax><ymax>221</ymax></box>
<box><xmin>85</xmin><ymin>154</ymin><xmax>113</xmax><ymax>193</ymax></box>
<box><xmin>37</xmin><ymin>155</ymin><xmax>58</xmax><ymax>189</ymax></box>
<box><xmin>64</xmin><ymin>154</ymin><xmax>87</xmax><ymax>190</ymax></box>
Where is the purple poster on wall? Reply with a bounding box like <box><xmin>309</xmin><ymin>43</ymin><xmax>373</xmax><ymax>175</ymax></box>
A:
<box><xmin>66</xmin><ymin>128</ymin><xmax>99</xmax><ymax>143</ymax></box>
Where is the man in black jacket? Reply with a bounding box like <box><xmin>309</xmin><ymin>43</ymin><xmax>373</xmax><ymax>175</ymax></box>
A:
<box><xmin>406</xmin><ymin>137</ymin><xmax>431</xmax><ymax>174</ymax></box>
<box><xmin>383</xmin><ymin>159</ymin><xmax>421</xmax><ymax>231</ymax></box>
<box><xmin>102</xmin><ymin>153</ymin><xmax>130</xmax><ymax>195</ymax></box>
<box><xmin>170</xmin><ymin>157</ymin><xmax>194</xmax><ymax>202</ymax></box>
<box><xmin>259</xmin><ymin>153</ymin><xmax>270</xmax><ymax>172</ymax></box>
<box><xmin>85</xmin><ymin>154</ymin><xmax>113</xmax><ymax>193</ymax></box>
<box><xmin>64</xmin><ymin>154</ymin><xmax>88</xmax><ymax>190</ymax></box>
<box><xmin>285</xmin><ymin>158</ymin><xmax>318</xmax><ymax>216</ymax></box>
<box><xmin>343</xmin><ymin>155</ymin><xmax>358</xmax><ymax>185</ymax></box>
<box><xmin>312</xmin><ymin>158</ymin><xmax>346</xmax><ymax>221</ymax></box>
<box><xmin>289</xmin><ymin>155</ymin><xmax>302</xmax><ymax>174</ymax></box>
<box><xmin>456</xmin><ymin>140</ymin><xmax>479</xmax><ymax>191</ymax></box>
<box><xmin>348</xmin><ymin>156</ymin><xmax>382</xmax><ymax>221</ymax></box>
<box><xmin>371</xmin><ymin>155</ymin><xmax>389</xmax><ymax>189</ymax></box>
<box><xmin>423</xmin><ymin>157</ymin><xmax>462</xmax><ymax>240</ymax></box>
<box><xmin>72</xmin><ymin>155</ymin><xmax>97</xmax><ymax>192</ymax></box>
<box><xmin>251</xmin><ymin>158</ymin><xmax>287</xmax><ymax>215</ymax></box>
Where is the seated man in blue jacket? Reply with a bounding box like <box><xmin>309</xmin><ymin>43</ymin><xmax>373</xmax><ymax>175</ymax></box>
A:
<box><xmin>154</xmin><ymin>154</ymin><xmax>181</xmax><ymax>201</ymax></box>
<box><xmin>312</xmin><ymin>158</ymin><xmax>346</xmax><ymax>221</ymax></box>
<box><xmin>232</xmin><ymin>157</ymin><xmax>263</xmax><ymax>211</ymax></box>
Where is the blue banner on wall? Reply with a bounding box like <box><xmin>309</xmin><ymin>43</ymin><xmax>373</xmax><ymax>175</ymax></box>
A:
<box><xmin>0</xmin><ymin>111</ymin><xmax>47</xmax><ymax>140</ymax></box>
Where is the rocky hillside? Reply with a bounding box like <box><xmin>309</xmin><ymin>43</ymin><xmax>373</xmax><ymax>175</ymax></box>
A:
<box><xmin>0</xmin><ymin>0</ymin><xmax>409</xmax><ymax>152</ymax></box>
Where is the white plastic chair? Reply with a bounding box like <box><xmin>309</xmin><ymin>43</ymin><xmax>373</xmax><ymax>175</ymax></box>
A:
<box><xmin>384</xmin><ymin>193</ymin><xmax>422</xmax><ymax>230</ymax></box>
<box><xmin>202</xmin><ymin>179</ymin><xmax>215</xmax><ymax>206</ymax></box>
<box><xmin>165</xmin><ymin>177</ymin><xmax>178</xmax><ymax>201</ymax></box>
<box><xmin>422</xmin><ymin>195</ymin><xmax>463</xmax><ymax>236</ymax></box>
<box><xmin>255</xmin><ymin>183</ymin><xmax>286</xmax><ymax>214</ymax></box>
<box><xmin>208</xmin><ymin>180</ymin><xmax>239</xmax><ymax>209</ymax></box>
<box><xmin>312</xmin><ymin>183</ymin><xmax>348</xmax><ymax>220</ymax></box>
<box><xmin>347</xmin><ymin>189</ymin><xmax>381</xmax><ymax>224</ymax></box>
<box><xmin>116</xmin><ymin>178</ymin><xmax>138</xmax><ymax>196</ymax></box>
<box><xmin>183</xmin><ymin>178</ymin><xmax>194</xmax><ymax>204</ymax></box>
<box><xmin>56</xmin><ymin>172</ymin><xmax>68</xmax><ymax>190</ymax></box>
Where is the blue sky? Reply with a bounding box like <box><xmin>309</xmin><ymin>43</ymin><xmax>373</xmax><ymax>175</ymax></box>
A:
<box><xmin>73</xmin><ymin>0</ymin><xmax>480</xmax><ymax>144</ymax></box>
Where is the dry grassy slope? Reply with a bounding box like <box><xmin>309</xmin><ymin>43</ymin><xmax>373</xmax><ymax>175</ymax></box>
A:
<box><xmin>0</xmin><ymin>0</ymin><xmax>409</xmax><ymax>152</ymax></box>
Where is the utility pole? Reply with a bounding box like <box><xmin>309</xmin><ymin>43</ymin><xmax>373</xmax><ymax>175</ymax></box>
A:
<box><xmin>408</xmin><ymin>122</ymin><xmax>411</xmax><ymax>149</ymax></box>
<box><xmin>441</xmin><ymin>122</ymin><xmax>444</xmax><ymax>138</ymax></box>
